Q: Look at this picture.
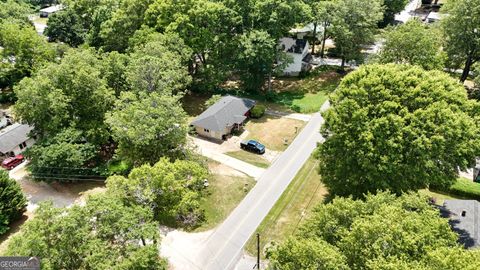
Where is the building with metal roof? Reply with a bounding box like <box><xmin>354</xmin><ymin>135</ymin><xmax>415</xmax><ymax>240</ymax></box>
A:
<box><xmin>190</xmin><ymin>96</ymin><xmax>256</xmax><ymax>140</ymax></box>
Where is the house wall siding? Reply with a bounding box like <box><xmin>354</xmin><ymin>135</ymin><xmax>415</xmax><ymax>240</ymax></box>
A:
<box><xmin>8</xmin><ymin>138</ymin><xmax>36</xmax><ymax>156</ymax></box>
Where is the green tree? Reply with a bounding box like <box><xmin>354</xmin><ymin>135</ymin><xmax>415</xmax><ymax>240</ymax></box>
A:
<box><xmin>105</xmin><ymin>92</ymin><xmax>188</xmax><ymax>165</ymax></box>
<box><xmin>6</xmin><ymin>195</ymin><xmax>166</xmax><ymax>270</ymax></box>
<box><xmin>270</xmin><ymin>192</ymin><xmax>480</xmax><ymax>270</ymax></box>
<box><xmin>14</xmin><ymin>48</ymin><xmax>114</xmax><ymax>143</ymax></box>
<box><xmin>99</xmin><ymin>0</ymin><xmax>153</xmax><ymax>52</ymax></box>
<box><xmin>100</xmin><ymin>51</ymin><xmax>130</xmax><ymax>96</ymax></box>
<box><xmin>0</xmin><ymin>171</ymin><xmax>27</xmax><ymax>235</ymax></box>
<box><xmin>330</xmin><ymin>0</ymin><xmax>383</xmax><ymax>66</ymax></box>
<box><xmin>442</xmin><ymin>0</ymin><xmax>480</xmax><ymax>82</ymax></box>
<box><xmin>317</xmin><ymin>64</ymin><xmax>480</xmax><ymax>197</ymax></box>
<box><xmin>44</xmin><ymin>9</ymin><xmax>86</xmax><ymax>47</ymax></box>
<box><xmin>0</xmin><ymin>0</ymin><xmax>31</xmax><ymax>25</ymax></box>
<box><xmin>106</xmin><ymin>158</ymin><xmax>209</xmax><ymax>228</ymax></box>
<box><xmin>25</xmin><ymin>128</ymin><xmax>97</xmax><ymax>182</ymax></box>
<box><xmin>127</xmin><ymin>39</ymin><xmax>191</xmax><ymax>94</ymax></box>
<box><xmin>377</xmin><ymin>20</ymin><xmax>446</xmax><ymax>70</ymax></box>
<box><xmin>0</xmin><ymin>22</ymin><xmax>55</xmax><ymax>87</ymax></box>
<box><xmin>204</xmin><ymin>94</ymin><xmax>222</xmax><ymax>108</ymax></box>
<box><xmin>381</xmin><ymin>0</ymin><xmax>409</xmax><ymax>26</ymax></box>
<box><xmin>236</xmin><ymin>30</ymin><xmax>282</xmax><ymax>92</ymax></box>
<box><xmin>268</xmin><ymin>237</ymin><xmax>349</xmax><ymax>270</ymax></box>
<box><xmin>306</xmin><ymin>0</ymin><xmax>337</xmax><ymax>57</ymax></box>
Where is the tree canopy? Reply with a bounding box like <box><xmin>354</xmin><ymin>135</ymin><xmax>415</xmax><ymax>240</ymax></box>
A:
<box><xmin>0</xmin><ymin>22</ymin><xmax>55</xmax><ymax>87</ymax></box>
<box><xmin>317</xmin><ymin>64</ymin><xmax>480</xmax><ymax>197</ymax></box>
<box><xmin>442</xmin><ymin>0</ymin><xmax>480</xmax><ymax>82</ymax></box>
<box><xmin>268</xmin><ymin>192</ymin><xmax>480</xmax><ymax>270</ymax></box>
<box><xmin>6</xmin><ymin>196</ymin><xmax>166</xmax><ymax>270</ymax></box>
<box><xmin>377</xmin><ymin>20</ymin><xmax>445</xmax><ymax>70</ymax></box>
<box><xmin>13</xmin><ymin>48</ymin><xmax>114</xmax><ymax>143</ymax></box>
<box><xmin>105</xmin><ymin>92</ymin><xmax>188</xmax><ymax>165</ymax></box>
<box><xmin>106</xmin><ymin>158</ymin><xmax>209</xmax><ymax>228</ymax></box>
<box><xmin>0</xmin><ymin>171</ymin><xmax>27</xmax><ymax>236</ymax></box>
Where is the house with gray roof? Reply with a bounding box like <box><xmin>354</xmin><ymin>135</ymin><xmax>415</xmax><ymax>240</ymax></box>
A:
<box><xmin>191</xmin><ymin>96</ymin><xmax>256</xmax><ymax>140</ymax></box>
<box><xmin>443</xmin><ymin>200</ymin><xmax>480</xmax><ymax>249</ymax></box>
<box><xmin>0</xmin><ymin>123</ymin><xmax>35</xmax><ymax>156</ymax></box>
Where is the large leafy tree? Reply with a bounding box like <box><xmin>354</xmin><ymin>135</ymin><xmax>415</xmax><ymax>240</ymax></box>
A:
<box><xmin>25</xmin><ymin>128</ymin><xmax>97</xmax><ymax>181</ymax></box>
<box><xmin>377</xmin><ymin>20</ymin><xmax>446</xmax><ymax>70</ymax></box>
<box><xmin>127</xmin><ymin>39</ymin><xmax>191</xmax><ymax>94</ymax></box>
<box><xmin>330</xmin><ymin>0</ymin><xmax>383</xmax><ymax>66</ymax></box>
<box><xmin>14</xmin><ymin>48</ymin><xmax>115</xmax><ymax>143</ymax></box>
<box><xmin>381</xmin><ymin>0</ymin><xmax>409</xmax><ymax>26</ymax></box>
<box><xmin>0</xmin><ymin>0</ymin><xmax>31</xmax><ymax>25</ymax></box>
<box><xmin>317</xmin><ymin>64</ymin><xmax>480</xmax><ymax>197</ymax></box>
<box><xmin>0</xmin><ymin>171</ymin><xmax>27</xmax><ymax>236</ymax></box>
<box><xmin>269</xmin><ymin>192</ymin><xmax>480</xmax><ymax>270</ymax></box>
<box><xmin>106</xmin><ymin>158</ymin><xmax>209</xmax><ymax>228</ymax></box>
<box><xmin>442</xmin><ymin>0</ymin><xmax>480</xmax><ymax>82</ymax></box>
<box><xmin>44</xmin><ymin>9</ymin><xmax>86</xmax><ymax>47</ymax></box>
<box><xmin>6</xmin><ymin>196</ymin><xmax>166</xmax><ymax>270</ymax></box>
<box><xmin>0</xmin><ymin>22</ymin><xmax>55</xmax><ymax>87</ymax></box>
<box><xmin>105</xmin><ymin>92</ymin><xmax>188</xmax><ymax>165</ymax></box>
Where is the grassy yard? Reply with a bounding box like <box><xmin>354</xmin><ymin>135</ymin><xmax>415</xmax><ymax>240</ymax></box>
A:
<box><xmin>196</xmin><ymin>171</ymin><xmax>255</xmax><ymax>231</ymax></box>
<box><xmin>245</xmin><ymin>157</ymin><xmax>327</xmax><ymax>257</ymax></box>
<box><xmin>225</xmin><ymin>150</ymin><xmax>270</xmax><ymax>168</ymax></box>
<box><xmin>270</xmin><ymin>68</ymin><xmax>342</xmax><ymax>113</ymax></box>
<box><xmin>31</xmin><ymin>16</ymin><xmax>48</xmax><ymax>25</ymax></box>
<box><xmin>245</xmin><ymin>115</ymin><xmax>306</xmax><ymax>151</ymax></box>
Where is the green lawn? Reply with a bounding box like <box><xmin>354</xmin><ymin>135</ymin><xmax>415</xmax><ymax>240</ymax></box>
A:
<box><xmin>196</xmin><ymin>172</ymin><xmax>255</xmax><ymax>231</ymax></box>
<box><xmin>245</xmin><ymin>157</ymin><xmax>327</xmax><ymax>257</ymax></box>
<box><xmin>225</xmin><ymin>150</ymin><xmax>270</xmax><ymax>168</ymax></box>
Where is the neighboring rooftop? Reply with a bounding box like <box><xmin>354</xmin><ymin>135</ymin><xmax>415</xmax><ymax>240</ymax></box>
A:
<box><xmin>191</xmin><ymin>96</ymin><xmax>256</xmax><ymax>132</ymax></box>
<box><xmin>442</xmin><ymin>200</ymin><xmax>480</xmax><ymax>249</ymax></box>
<box><xmin>0</xmin><ymin>123</ymin><xmax>34</xmax><ymax>153</ymax></box>
<box><xmin>279</xmin><ymin>38</ymin><xmax>308</xmax><ymax>54</ymax></box>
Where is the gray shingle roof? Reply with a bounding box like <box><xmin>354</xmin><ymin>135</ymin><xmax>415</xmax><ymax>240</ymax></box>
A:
<box><xmin>0</xmin><ymin>123</ymin><xmax>34</xmax><ymax>153</ymax></box>
<box><xmin>443</xmin><ymin>200</ymin><xmax>480</xmax><ymax>249</ymax></box>
<box><xmin>191</xmin><ymin>96</ymin><xmax>256</xmax><ymax>132</ymax></box>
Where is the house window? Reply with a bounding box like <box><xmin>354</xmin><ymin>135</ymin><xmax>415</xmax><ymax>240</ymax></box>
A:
<box><xmin>204</xmin><ymin>128</ymin><xmax>210</xmax><ymax>133</ymax></box>
<box><xmin>19</xmin><ymin>142</ymin><xmax>27</xmax><ymax>149</ymax></box>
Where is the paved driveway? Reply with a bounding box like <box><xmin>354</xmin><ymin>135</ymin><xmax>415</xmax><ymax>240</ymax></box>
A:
<box><xmin>165</xmin><ymin>108</ymin><xmax>326</xmax><ymax>269</ymax></box>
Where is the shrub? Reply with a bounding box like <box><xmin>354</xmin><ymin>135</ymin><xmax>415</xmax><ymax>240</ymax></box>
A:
<box><xmin>0</xmin><ymin>171</ymin><xmax>27</xmax><ymax>235</ymax></box>
<box><xmin>431</xmin><ymin>178</ymin><xmax>480</xmax><ymax>200</ymax></box>
<box><xmin>250</xmin><ymin>105</ymin><xmax>266</xmax><ymax>118</ymax></box>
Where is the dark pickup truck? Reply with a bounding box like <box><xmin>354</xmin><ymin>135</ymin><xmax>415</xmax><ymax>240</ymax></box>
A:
<box><xmin>240</xmin><ymin>140</ymin><xmax>265</xmax><ymax>154</ymax></box>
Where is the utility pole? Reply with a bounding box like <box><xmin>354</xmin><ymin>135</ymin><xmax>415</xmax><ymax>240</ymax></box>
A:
<box><xmin>256</xmin><ymin>233</ymin><xmax>260</xmax><ymax>269</ymax></box>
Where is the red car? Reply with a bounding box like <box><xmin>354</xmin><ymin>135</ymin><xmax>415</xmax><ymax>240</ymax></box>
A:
<box><xmin>1</xmin><ymin>155</ymin><xmax>24</xmax><ymax>170</ymax></box>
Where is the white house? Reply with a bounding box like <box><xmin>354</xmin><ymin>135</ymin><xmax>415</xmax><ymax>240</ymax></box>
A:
<box><xmin>39</xmin><ymin>5</ymin><xmax>63</xmax><ymax>18</ymax></box>
<box><xmin>0</xmin><ymin>123</ymin><xmax>36</xmax><ymax>156</ymax></box>
<box><xmin>279</xmin><ymin>37</ymin><xmax>312</xmax><ymax>76</ymax></box>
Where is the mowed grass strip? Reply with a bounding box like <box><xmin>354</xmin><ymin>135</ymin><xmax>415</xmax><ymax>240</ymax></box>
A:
<box><xmin>245</xmin><ymin>116</ymin><xmax>306</xmax><ymax>151</ymax></box>
<box><xmin>196</xmin><ymin>172</ymin><xmax>255</xmax><ymax>231</ymax></box>
<box><xmin>245</xmin><ymin>157</ymin><xmax>327</xmax><ymax>257</ymax></box>
<box><xmin>225</xmin><ymin>150</ymin><xmax>270</xmax><ymax>169</ymax></box>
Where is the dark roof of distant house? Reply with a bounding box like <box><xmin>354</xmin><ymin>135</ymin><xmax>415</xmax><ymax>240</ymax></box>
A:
<box><xmin>442</xmin><ymin>200</ymin><xmax>480</xmax><ymax>249</ymax></box>
<box><xmin>280</xmin><ymin>38</ymin><xmax>308</xmax><ymax>54</ymax></box>
<box><xmin>191</xmin><ymin>96</ymin><xmax>256</xmax><ymax>132</ymax></box>
<box><xmin>0</xmin><ymin>123</ymin><xmax>33</xmax><ymax>153</ymax></box>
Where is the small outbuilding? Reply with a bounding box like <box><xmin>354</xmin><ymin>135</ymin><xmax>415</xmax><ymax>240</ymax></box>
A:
<box><xmin>0</xmin><ymin>123</ymin><xmax>35</xmax><ymax>156</ymax></box>
<box><xmin>442</xmin><ymin>200</ymin><xmax>480</xmax><ymax>249</ymax></box>
<box><xmin>39</xmin><ymin>5</ymin><xmax>63</xmax><ymax>18</ymax></box>
<box><xmin>191</xmin><ymin>96</ymin><xmax>256</xmax><ymax>140</ymax></box>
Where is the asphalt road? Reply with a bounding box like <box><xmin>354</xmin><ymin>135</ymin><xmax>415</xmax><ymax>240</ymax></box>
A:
<box><xmin>196</xmin><ymin>111</ymin><xmax>325</xmax><ymax>270</ymax></box>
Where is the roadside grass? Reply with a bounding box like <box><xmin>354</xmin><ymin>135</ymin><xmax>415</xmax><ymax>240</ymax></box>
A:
<box><xmin>430</xmin><ymin>177</ymin><xmax>480</xmax><ymax>201</ymax></box>
<box><xmin>245</xmin><ymin>157</ymin><xmax>327</xmax><ymax>258</ymax></box>
<box><xmin>196</xmin><ymin>171</ymin><xmax>255</xmax><ymax>231</ymax></box>
<box><xmin>225</xmin><ymin>150</ymin><xmax>270</xmax><ymax>169</ymax></box>
<box><xmin>245</xmin><ymin>115</ymin><xmax>306</xmax><ymax>151</ymax></box>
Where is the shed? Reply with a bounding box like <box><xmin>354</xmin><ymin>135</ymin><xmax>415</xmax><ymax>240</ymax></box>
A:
<box><xmin>39</xmin><ymin>5</ymin><xmax>63</xmax><ymax>17</ymax></box>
